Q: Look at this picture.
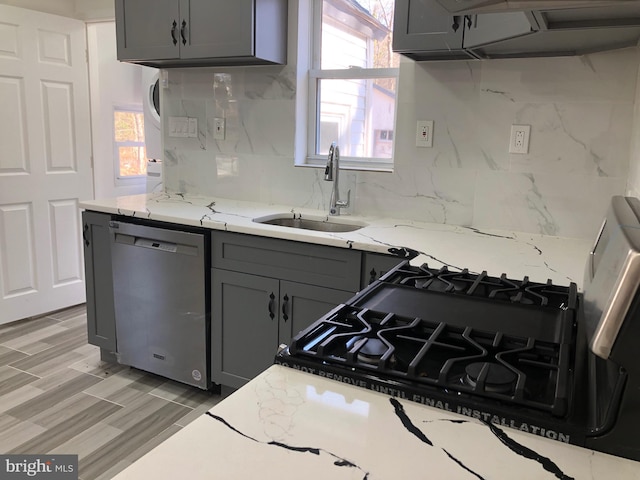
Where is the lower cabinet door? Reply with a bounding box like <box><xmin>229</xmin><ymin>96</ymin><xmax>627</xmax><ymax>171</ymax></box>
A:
<box><xmin>279</xmin><ymin>281</ymin><xmax>355</xmax><ymax>347</ymax></box>
<box><xmin>82</xmin><ymin>211</ymin><xmax>117</xmax><ymax>351</ymax></box>
<box><xmin>211</xmin><ymin>269</ymin><xmax>279</xmax><ymax>389</ymax></box>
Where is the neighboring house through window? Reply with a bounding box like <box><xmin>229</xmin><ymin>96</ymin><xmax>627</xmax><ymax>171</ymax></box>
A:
<box><xmin>306</xmin><ymin>0</ymin><xmax>398</xmax><ymax>170</ymax></box>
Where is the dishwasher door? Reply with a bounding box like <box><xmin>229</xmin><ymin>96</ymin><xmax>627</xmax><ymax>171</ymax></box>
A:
<box><xmin>110</xmin><ymin>220</ymin><xmax>209</xmax><ymax>389</ymax></box>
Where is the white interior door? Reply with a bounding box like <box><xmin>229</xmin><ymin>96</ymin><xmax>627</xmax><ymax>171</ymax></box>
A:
<box><xmin>0</xmin><ymin>5</ymin><xmax>93</xmax><ymax>325</ymax></box>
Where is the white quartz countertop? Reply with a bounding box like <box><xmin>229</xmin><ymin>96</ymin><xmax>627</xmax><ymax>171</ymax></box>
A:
<box><xmin>80</xmin><ymin>193</ymin><xmax>592</xmax><ymax>288</ymax></box>
<box><xmin>112</xmin><ymin>365</ymin><xmax>640</xmax><ymax>480</ymax></box>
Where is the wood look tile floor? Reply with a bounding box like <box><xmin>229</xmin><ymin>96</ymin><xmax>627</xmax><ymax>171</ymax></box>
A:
<box><xmin>0</xmin><ymin>304</ymin><xmax>223</xmax><ymax>479</ymax></box>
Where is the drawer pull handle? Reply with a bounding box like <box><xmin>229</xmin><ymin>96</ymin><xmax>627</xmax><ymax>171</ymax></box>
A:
<box><xmin>268</xmin><ymin>292</ymin><xmax>275</xmax><ymax>320</ymax></box>
<box><xmin>83</xmin><ymin>224</ymin><xmax>90</xmax><ymax>247</ymax></box>
<box><xmin>282</xmin><ymin>294</ymin><xmax>289</xmax><ymax>322</ymax></box>
<box><xmin>171</xmin><ymin>20</ymin><xmax>178</xmax><ymax>46</ymax></box>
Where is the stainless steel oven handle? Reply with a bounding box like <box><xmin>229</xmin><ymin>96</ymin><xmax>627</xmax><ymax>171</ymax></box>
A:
<box><xmin>589</xmin><ymin>218</ymin><xmax>607</xmax><ymax>280</ymax></box>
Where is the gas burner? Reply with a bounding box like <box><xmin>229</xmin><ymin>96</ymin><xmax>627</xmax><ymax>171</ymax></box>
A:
<box><xmin>357</xmin><ymin>338</ymin><xmax>388</xmax><ymax>364</ymax></box>
<box><xmin>464</xmin><ymin>362</ymin><xmax>517</xmax><ymax>394</ymax></box>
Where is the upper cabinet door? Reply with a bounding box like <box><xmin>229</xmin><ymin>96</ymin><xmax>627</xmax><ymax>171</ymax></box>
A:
<box><xmin>115</xmin><ymin>0</ymin><xmax>180</xmax><ymax>61</ymax></box>
<box><xmin>179</xmin><ymin>0</ymin><xmax>254</xmax><ymax>59</ymax></box>
<box><xmin>393</xmin><ymin>0</ymin><xmax>470</xmax><ymax>59</ymax></box>
<box><xmin>464</xmin><ymin>12</ymin><xmax>535</xmax><ymax>49</ymax></box>
<box><xmin>115</xmin><ymin>0</ymin><xmax>286</xmax><ymax>67</ymax></box>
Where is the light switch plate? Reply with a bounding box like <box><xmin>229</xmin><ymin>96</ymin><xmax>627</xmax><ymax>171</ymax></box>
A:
<box><xmin>168</xmin><ymin>116</ymin><xmax>189</xmax><ymax>138</ymax></box>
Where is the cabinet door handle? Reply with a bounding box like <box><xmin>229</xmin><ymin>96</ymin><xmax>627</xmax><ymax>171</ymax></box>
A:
<box><xmin>180</xmin><ymin>20</ymin><xmax>187</xmax><ymax>46</ymax></box>
<box><xmin>452</xmin><ymin>15</ymin><xmax>461</xmax><ymax>32</ymax></box>
<box><xmin>466</xmin><ymin>15</ymin><xmax>476</xmax><ymax>29</ymax></box>
<box><xmin>83</xmin><ymin>223</ymin><xmax>90</xmax><ymax>247</ymax></box>
<box><xmin>171</xmin><ymin>20</ymin><xmax>178</xmax><ymax>46</ymax></box>
<box><xmin>268</xmin><ymin>292</ymin><xmax>275</xmax><ymax>320</ymax></box>
<box><xmin>369</xmin><ymin>268</ymin><xmax>377</xmax><ymax>285</ymax></box>
<box><xmin>282</xmin><ymin>294</ymin><xmax>289</xmax><ymax>322</ymax></box>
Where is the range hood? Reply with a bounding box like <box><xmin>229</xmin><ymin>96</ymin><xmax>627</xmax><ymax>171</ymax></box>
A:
<box><xmin>436</xmin><ymin>0</ymin><xmax>640</xmax><ymax>13</ymax></box>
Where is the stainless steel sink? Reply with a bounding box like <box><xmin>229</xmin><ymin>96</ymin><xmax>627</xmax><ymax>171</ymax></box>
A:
<box><xmin>253</xmin><ymin>214</ymin><xmax>366</xmax><ymax>233</ymax></box>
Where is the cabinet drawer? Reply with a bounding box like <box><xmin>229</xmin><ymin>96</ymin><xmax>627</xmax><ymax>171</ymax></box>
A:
<box><xmin>212</xmin><ymin>232</ymin><xmax>361</xmax><ymax>291</ymax></box>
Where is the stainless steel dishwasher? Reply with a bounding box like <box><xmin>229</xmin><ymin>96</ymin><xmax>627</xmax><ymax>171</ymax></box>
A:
<box><xmin>110</xmin><ymin>219</ymin><xmax>209</xmax><ymax>389</ymax></box>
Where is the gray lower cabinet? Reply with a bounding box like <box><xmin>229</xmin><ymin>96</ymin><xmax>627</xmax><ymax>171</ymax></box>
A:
<box><xmin>362</xmin><ymin>253</ymin><xmax>403</xmax><ymax>288</ymax></box>
<box><xmin>82</xmin><ymin>211</ymin><xmax>116</xmax><ymax>352</ymax></box>
<box><xmin>211</xmin><ymin>269</ymin><xmax>353</xmax><ymax>388</ymax></box>
<box><xmin>115</xmin><ymin>0</ymin><xmax>287</xmax><ymax>67</ymax></box>
<box><xmin>211</xmin><ymin>231</ymin><xmax>362</xmax><ymax>388</ymax></box>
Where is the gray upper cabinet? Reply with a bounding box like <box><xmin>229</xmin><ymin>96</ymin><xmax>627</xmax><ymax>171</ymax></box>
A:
<box><xmin>393</xmin><ymin>0</ymin><xmax>471</xmax><ymax>60</ymax></box>
<box><xmin>115</xmin><ymin>0</ymin><xmax>287</xmax><ymax>67</ymax></box>
<box><xmin>463</xmin><ymin>12</ymin><xmax>535</xmax><ymax>50</ymax></box>
<box><xmin>394</xmin><ymin>0</ymin><xmax>640</xmax><ymax>60</ymax></box>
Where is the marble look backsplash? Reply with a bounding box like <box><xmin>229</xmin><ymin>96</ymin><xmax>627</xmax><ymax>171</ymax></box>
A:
<box><xmin>162</xmin><ymin>47</ymin><xmax>639</xmax><ymax>241</ymax></box>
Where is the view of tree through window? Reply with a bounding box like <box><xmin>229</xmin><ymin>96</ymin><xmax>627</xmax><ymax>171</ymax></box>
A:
<box><xmin>114</xmin><ymin>110</ymin><xmax>147</xmax><ymax>177</ymax></box>
<box><xmin>314</xmin><ymin>0</ymin><xmax>398</xmax><ymax>163</ymax></box>
<box><xmin>359</xmin><ymin>0</ymin><xmax>399</xmax><ymax>91</ymax></box>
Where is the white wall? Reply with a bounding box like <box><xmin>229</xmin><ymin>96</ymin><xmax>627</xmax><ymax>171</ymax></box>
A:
<box><xmin>156</xmin><ymin>0</ymin><xmax>638</xmax><ymax>241</ymax></box>
<box><xmin>627</xmin><ymin>61</ymin><xmax>640</xmax><ymax>198</ymax></box>
<box><xmin>162</xmin><ymin>45</ymin><xmax>638</xmax><ymax>241</ymax></box>
<box><xmin>0</xmin><ymin>0</ymin><xmax>114</xmax><ymax>20</ymax></box>
<box><xmin>87</xmin><ymin>22</ymin><xmax>146</xmax><ymax>198</ymax></box>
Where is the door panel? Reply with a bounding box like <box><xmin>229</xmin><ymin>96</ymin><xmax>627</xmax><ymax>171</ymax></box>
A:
<box><xmin>212</xmin><ymin>269</ymin><xmax>279</xmax><ymax>388</ymax></box>
<box><xmin>42</xmin><ymin>81</ymin><xmax>76</xmax><ymax>171</ymax></box>
<box><xmin>0</xmin><ymin>5</ymin><xmax>92</xmax><ymax>325</ymax></box>
<box><xmin>0</xmin><ymin>203</ymin><xmax>36</xmax><ymax>297</ymax></box>
<box><xmin>115</xmin><ymin>0</ymin><xmax>181</xmax><ymax>61</ymax></box>
<box><xmin>0</xmin><ymin>76</ymin><xmax>28</xmax><ymax>172</ymax></box>
<box><xmin>49</xmin><ymin>199</ymin><xmax>82</xmax><ymax>285</ymax></box>
<box><xmin>279</xmin><ymin>281</ymin><xmax>355</xmax><ymax>347</ymax></box>
<box><xmin>180</xmin><ymin>0</ymin><xmax>254</xmax><ymax>59</ymax></box>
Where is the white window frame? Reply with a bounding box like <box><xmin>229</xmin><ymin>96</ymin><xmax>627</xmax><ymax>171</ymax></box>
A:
<box><xmin>304</xmin><ymin>0</ymin><xmax>398</xmax><ymax>172</ymax></box>
<box><xmin>113</xmin><ymin>104</ymin><xmax>146</xmax><ymax>185</ymax></box>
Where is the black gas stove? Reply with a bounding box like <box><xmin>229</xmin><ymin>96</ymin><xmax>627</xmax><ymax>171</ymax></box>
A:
<box><xmin>276</xmin><ymin>198</ymin><xmax>640</xmax><ymax>463</ymax></box>
<box><xmin>276</xmin><ymin>263</ymin><xmax>585</xmax><ymax>442</ymax></box>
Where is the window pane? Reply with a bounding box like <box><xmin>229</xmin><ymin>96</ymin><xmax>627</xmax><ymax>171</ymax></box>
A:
<box><xmin>321</xmin><ymin>0</ymin><xmax>398</xmax><ymax>70</ymax></box>
<box><xmin>317</xmin><ymin>78</ymin><xmax>395</xmax><ymax>159</ymax></box>
<box><xmin>114</xmin><ymin>111</ymin><xmax>145</xmax><ymax>142</ymax></box>
<box><xmin>118</xmin><ymin>146</ymin><xmax>147</xmax><ymax>176</ymax></box>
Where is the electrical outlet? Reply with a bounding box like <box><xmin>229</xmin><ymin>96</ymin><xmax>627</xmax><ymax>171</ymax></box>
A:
<box><xmin>509</xmin><ymin>125</ymin><xmax>531</xmax><ymax>154</ymax></box>
<box><xmin>213</xmin><ymin>118</ymin><xmax>225</xmax><ymax>140</ymax></box>
<box><xmin>416</xmin><ymin>120</ymin><xmax>434</xmax><ymax>148</ymax></box>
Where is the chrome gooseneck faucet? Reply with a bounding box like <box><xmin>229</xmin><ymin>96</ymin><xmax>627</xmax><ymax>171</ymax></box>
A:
<box><xmin>324</xmin><ymin>142</ymin><xmax>350</xmax><ymax>216</ymax></box>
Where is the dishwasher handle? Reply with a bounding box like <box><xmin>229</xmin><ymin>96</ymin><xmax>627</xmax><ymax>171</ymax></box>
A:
<box><xmin>110</xmin><ymin>221</ymin><xmax>202</xmax><ymax>257</ymax></box>
<box><xmin>133</xmin><ymin>237</ymin><xmax>178</xmax><ymax>253</ymax></box>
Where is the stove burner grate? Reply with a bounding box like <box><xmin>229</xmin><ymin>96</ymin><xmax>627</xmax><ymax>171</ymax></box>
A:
<box><xmin>289</xmin><ymin>305</ymin><xmax>572</xmax><ymax>416</ymax></box>
<box><xmin>394</xmin><ymin>264</ymin><xmax>577</xmax><ymax>308</ymax></box>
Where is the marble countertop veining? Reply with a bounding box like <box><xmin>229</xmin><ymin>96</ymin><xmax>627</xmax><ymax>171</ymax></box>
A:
<box><xmin>80</xmin><ymin>192</ymin><xmax>592</xmax><ymax>288</ymax></box>
<box><xmin>111</xmin><ymin>365</ymin><xmax>640</xmax><ymax>480</ymax></box>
